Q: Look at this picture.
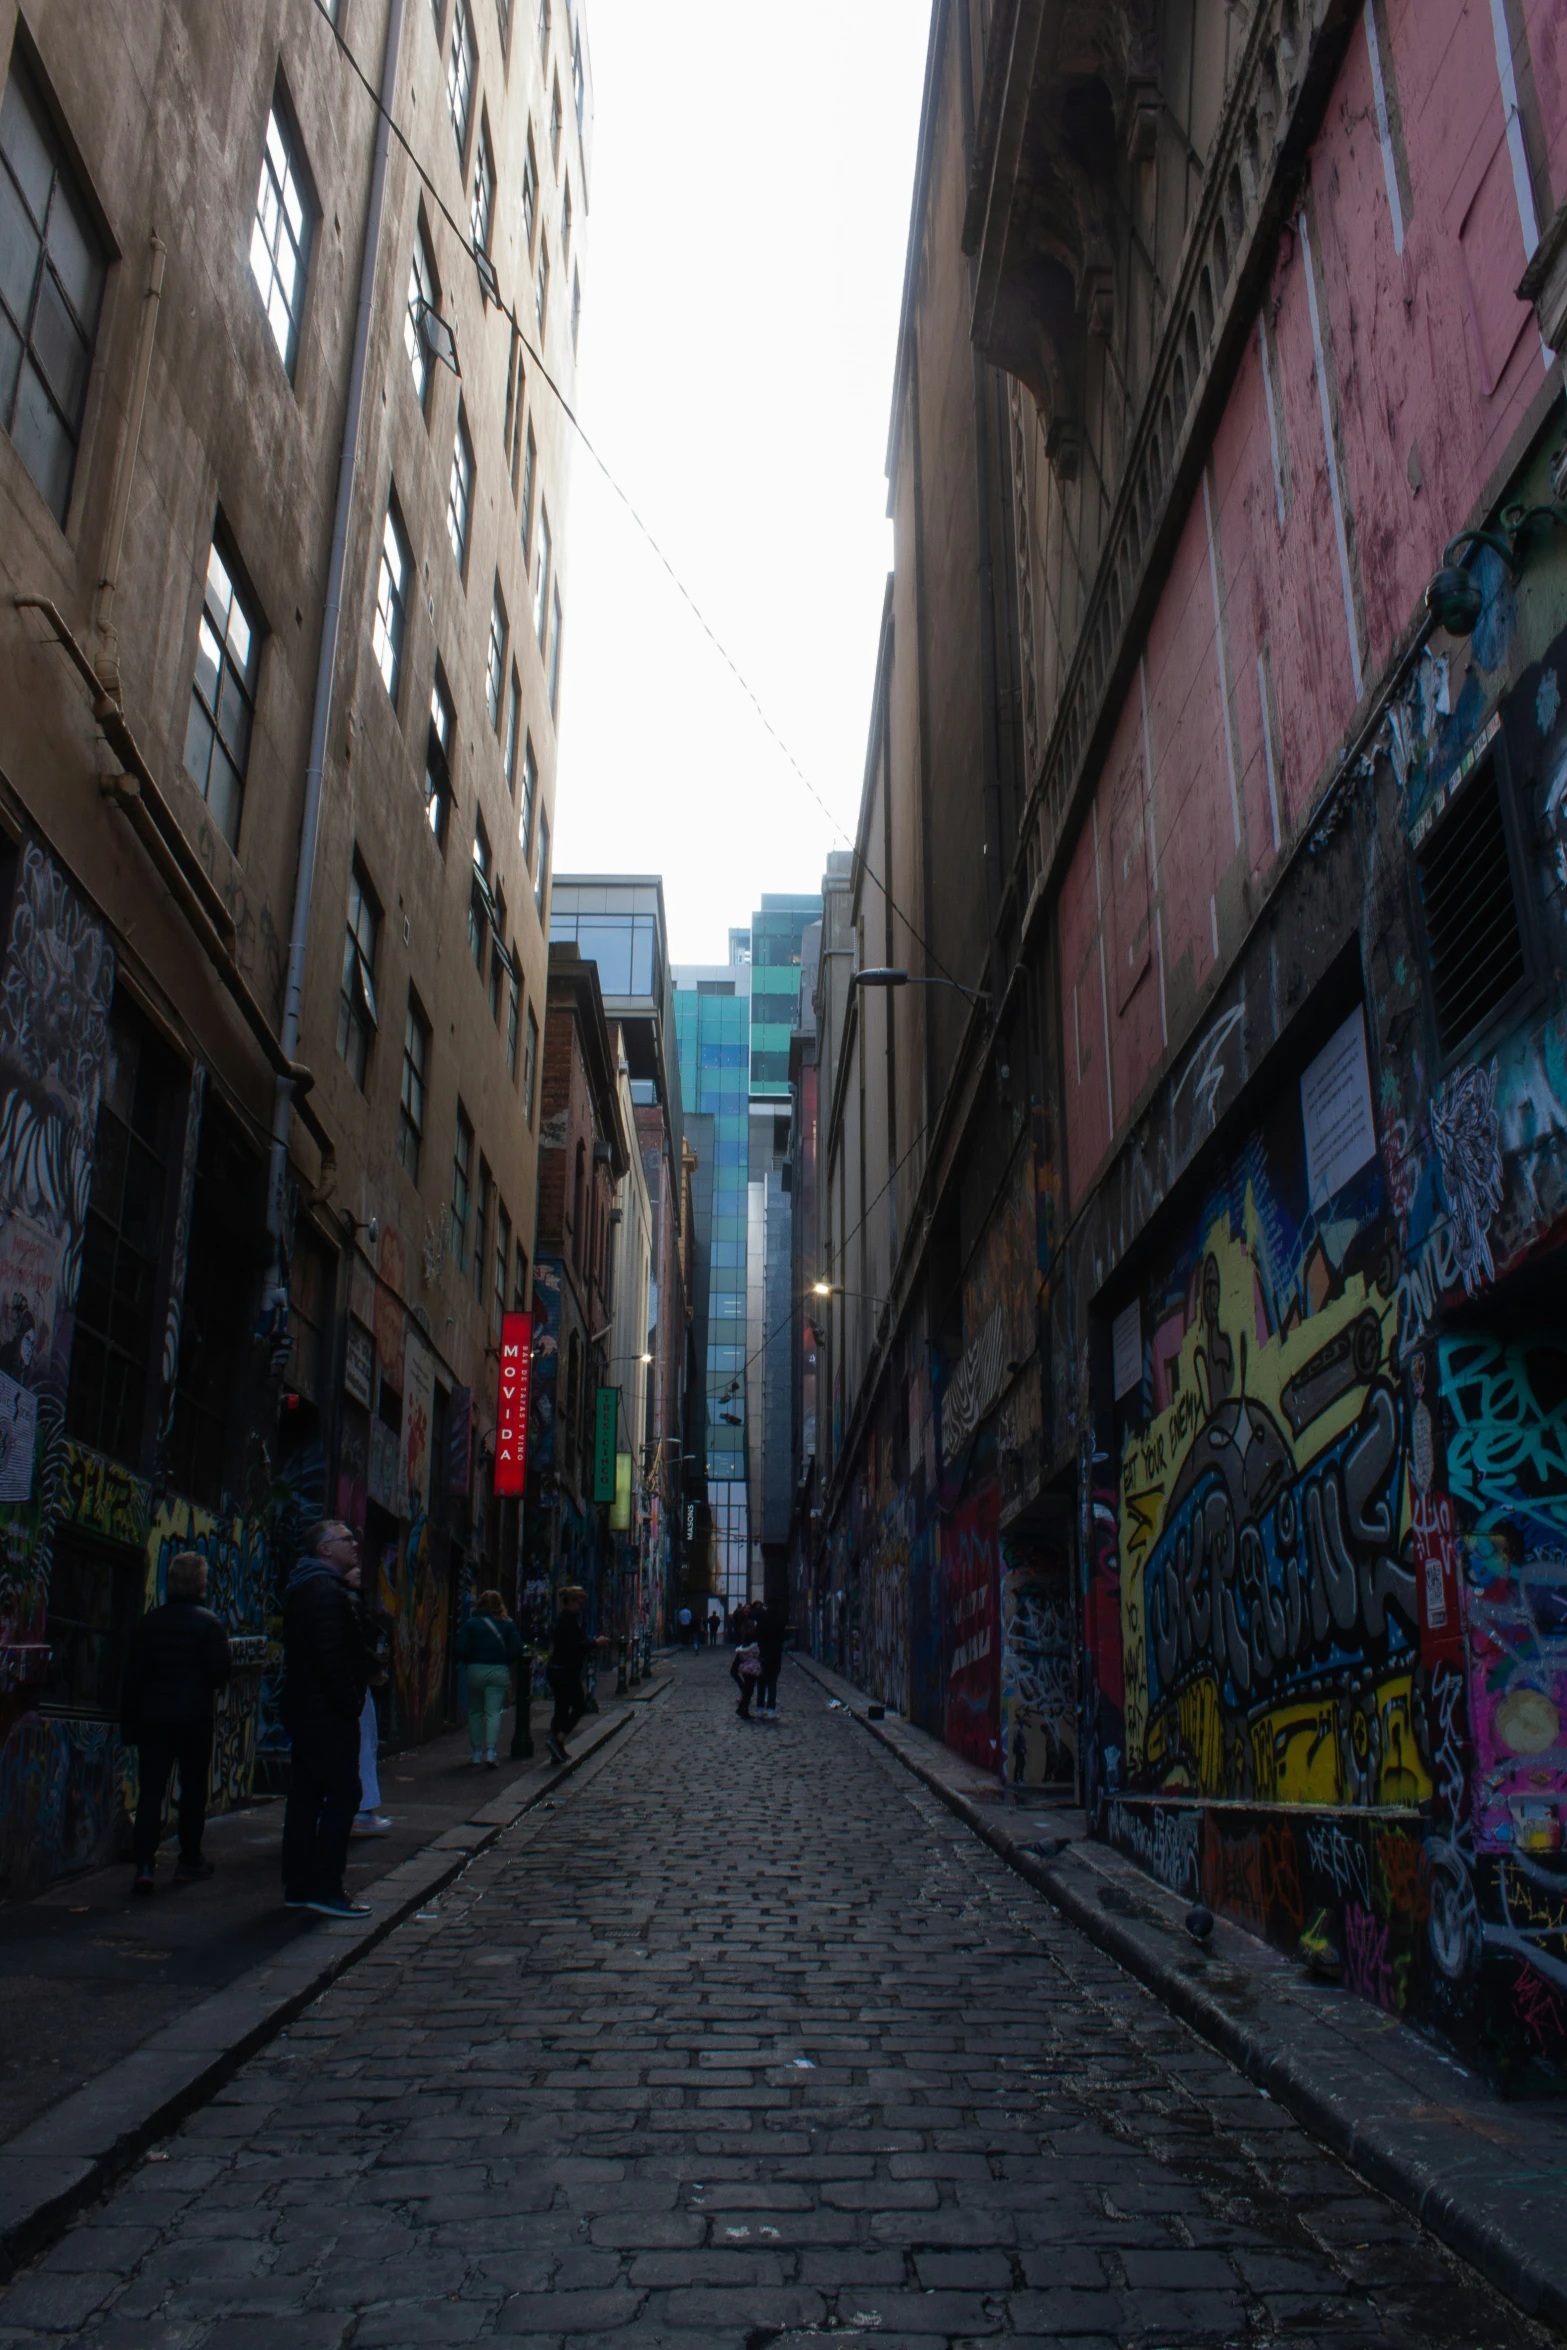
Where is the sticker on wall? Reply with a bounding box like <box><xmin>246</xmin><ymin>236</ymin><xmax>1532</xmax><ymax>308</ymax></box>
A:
<box><xmin>343</xmin><ymin>1319</ymin><xmax>374</xmax><ymax>1408</ymax></box>
<box><xmin>1112</xmin><ymin>1299</ymin><xmax>1142</xmax><ymax>1400</ymax></box>
<box><xmin>1301</xmin><ymin>1007</ymin><xmax>1376</xmax><ymax>1207</ymax></box>
<box><xmin>0</xmin><ymin>1369</ymin><xmax>36</xmax><ymax>1501</ymax></box>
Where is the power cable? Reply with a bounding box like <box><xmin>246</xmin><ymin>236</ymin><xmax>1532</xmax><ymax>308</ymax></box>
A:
<box><xmin>307</xmin><ymin>0</ymin><xmax>972</xmax><ymax>994</ymax></box>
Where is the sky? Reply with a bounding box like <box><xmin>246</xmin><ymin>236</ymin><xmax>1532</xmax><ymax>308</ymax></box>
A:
<box><xmin>551</xmin><ymin>1</ymin><xmax>932</xmax><ymax>967</ymax></box>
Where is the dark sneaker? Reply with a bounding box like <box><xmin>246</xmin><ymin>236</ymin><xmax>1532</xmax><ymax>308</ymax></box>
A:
<box><xmin>133</xmin><ymin>1865</ymin><xmax>156</xmax><ymax>1895</ymax></box>
<box><xmin>283</xmin><ymin>1892</ymin><xmax>311</xmax><ymax>1909</ymax></box>
<box><xmin>302</xmin><ymin>1893</ymin><xmax>371</xmax><ymax>1918</ymax></box>
<box><xmin>175</xmin><ymin>1857</ymin><xmax>215</xmax><ymax>1881</ymax></box>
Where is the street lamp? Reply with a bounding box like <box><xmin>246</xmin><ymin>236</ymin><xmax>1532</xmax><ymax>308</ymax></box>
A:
<box><xmin>853</xmin><ymin>966</ymin><xmax>990</xmax><ymax>1008</ymax></box>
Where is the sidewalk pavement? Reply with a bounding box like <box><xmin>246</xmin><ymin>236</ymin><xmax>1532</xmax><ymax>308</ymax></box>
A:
<box><xmin>0</xmin><ymin>1665</ymin><xmax>672</xmax><ymax>2280</ymax></box>
<box><xmin>792</xmin><ymin>1650</ymin><xmax>1567</xmax><ymax>2333</ymax></box>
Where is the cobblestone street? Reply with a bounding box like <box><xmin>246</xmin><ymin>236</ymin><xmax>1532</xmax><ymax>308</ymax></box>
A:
<box><xmin>0</xmin><ymin>1658</ymin><xmax>1556</xmax><ymax>2350</ymax></box>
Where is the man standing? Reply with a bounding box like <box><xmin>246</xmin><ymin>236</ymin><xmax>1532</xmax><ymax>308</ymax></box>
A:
<box><xmin>546</xmin><ymin>1584</ymin><xmax>606</xmax><ymax>1764</ymax></box>
<box><xmin>280</xmin><ymin>1520</ymin><xmax>370</xmax><ymax>1917</ymax></box>
<box><xmin>121</xmin><ymin>1549</ymin><xmax>231</xmax><ymax>1894</ymax></box>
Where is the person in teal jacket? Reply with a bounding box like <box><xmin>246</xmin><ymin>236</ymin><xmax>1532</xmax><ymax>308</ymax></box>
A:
<box><xmin>455</xmin><ymin>1589</ymin><xmax>523</xmax><ymax>1767</ymax></box>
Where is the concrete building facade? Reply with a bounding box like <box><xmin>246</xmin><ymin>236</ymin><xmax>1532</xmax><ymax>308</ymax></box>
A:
<box><xmin>0</xmin><ymin>0</ymin><xmax>591</xmax><ymax>1892</ymax></box>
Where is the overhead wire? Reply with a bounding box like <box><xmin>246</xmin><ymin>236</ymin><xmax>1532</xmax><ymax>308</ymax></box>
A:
<box><xmin>307</xmin><ymin>0</ymin><xmax>972</xmax><ymax>994</ymax></box>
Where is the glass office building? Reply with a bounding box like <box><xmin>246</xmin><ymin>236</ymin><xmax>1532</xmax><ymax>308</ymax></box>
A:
<box><xmin>674</xmin><ymin>894</ymin><xmax>820</xmax><ymax>1608</ymax></box>
<box><xmin>749</xmin><ymin>895</ymin><xmax>821</xmax><ymax>1096</ymax></box>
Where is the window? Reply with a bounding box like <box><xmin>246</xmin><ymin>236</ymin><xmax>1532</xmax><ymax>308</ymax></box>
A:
<box><xmin>168</xmin><ymin>1097</ymin><xmax>262</xmax><ymax>1509</ymax></box>
<box><xmin>520</xmin><ymin>730</ymin><xmax>537</xmax><ymax>860</ymax></box>
<box><xmin>502</xmin><ymin>324</ymin><xmax>522</xmax><ymax>478</ymax></box>
<box><xmin>473</xmin><ymin>1159</ymin><xmax>492</xmax><ymax>1302</ymax></box>
<box><xmin>431</xmin><ymin>0</ymin><xmax>445</xmax><ymax>33</ymax></box>
<box><xmin>550</xmin><ymin>74</ymin><xmax>562</xmax><ymax>168</ymax></box>
<box><xmin>571</xmin><ymin>266</ymin><xmax>580</xmax><ymax>355</ymax></box>
<box><xmin>451</xmin><ymin>1102</ymin><xmax>474</xmax><ymax>1270</ymax></box>
<box><xmin>537</xmin><ymin>0</ymin><xmax>551</xmax><ymax>59</ymax></box>
<box><xmin>1415</xmin><ymin>734</ymin><xmax>1530</xmax><ymax>1056</ymax></box>
<box><xmin>486</xmin><ymin>581</ymin><xmax>507</xmax><ymax>730</ymax></box>
<box><xmin>404</xmin><ymin>215</ymin><xmax>439</xmax><ymax>413</ymax></box>
<box><xmin>399</xmin><ymin>992</ymin><xmax>429</xmax><ymax>1181</ymax></box>
<box><xmin>520</xmin><ymin>418</ymin><xmax>537</xmax><ymax>563</ymax></box>
<box><xmin>506</xmin><ymin>967</ymin><xmax>520</xmax><ymax>1078</ymax></box>
<box><xmin>488</xmin><ymin>902</ymin><xmax>506</xmax><ymax>1023</ymax></box>
<box><xmin>535</xmin><ymin>805</ymin><xmax>550</xmax><ymax>920</ymax></box>
<box><xmin>184</xmin><ymin>532</ymin><xmax>260</xmax><ymax>849</ymax></box>
<box><xmin>495</xmin><ymin>0</ymin><xmax>512</xmax><ymax>56</ymax></box>
<box><xmin>425</xmin><ymin>660</ymin><xmax>454</xmax><ymax>845</ymax></box>
<box><xmin>372</xmin><ymin>493</ymin><xmax>410</xmax><ymax>699</ymax></box>
<box><xmin>66</xmin><ymin>997</ymin><xmax>181</xmax><ymax>1468</ymax></box>
<box><xmin>523</xmin><ymin>1003</ymin><xmax>539</xmax><ymax>1123</ymax></box>
<box><xmin>447</xmin><ymin>0</ymin><xmax>476</xmax><ymax>160</ymax></box>
<box><xmin>533</xmin><ymin>500</ymin><xmax>551</xmax><ymax>644</ymax></box>
<box><xmin>521</xmin><ymin>130</ymin><xmax>538</xmax><ymax>255</ymax></box>
<box><xmin>503</xmin><ymin>663</ymin><xmax>521</xmax><ymax>795</ymax></box>
<box><xmin>494</xmin><ymin>1201</ymin><xmax>511</xmax><ymax>1338</ymax></box>
<box><xmin>470</xmin><ymin>811</ymin><xmax>492</xmax><ymax>968</ymax></box>
<box><xmin>43</xmin><ymin>1532</ymin><xmax>143</xmax><ymax>1718</ymax></box>
<box><xmin>251</xmin><ymin>95</ymin><xmax>312</xmax><ymax>375</ymax></box>
<box><xmin>447</xmin><ymin>400</ymin><xmax>473</xmax><ymax>572</ymax></box>
<box><xmin>573</xmin><ymin>24</ymin><xmax>585</xmax><ymax>129</ymax></box>
<box><xmin>336</xmin><ymin>856</ymin><xmax>380</xmax><ymax>1088</ymax></box>
<box><xmin>534</xmin><ymin>232</ymin><xmax>550</xmax><ymax>336</ymax></box>
<box><xmin>471</xmin><ymin>118</ymin><xmax>495</xmax><ymax>257</ymax></box>
<box><xmin>571</xmin><ymin>1139</ymin><xmax>585</xmax><ymax>1269</ymax></box>
<box><xmin>548</xmin><ymin>582</ymin><xmax>563</xmax><ymax>718</ymax></box>
<box><xmin>0</xmin><ymin>51</ymin><xmax>106</xmax><ymax>525</ymax></box>
<box><xmin>561</xmin><ymin>177</ymin><xmax>572</xmax><ymax>267</ymax></box>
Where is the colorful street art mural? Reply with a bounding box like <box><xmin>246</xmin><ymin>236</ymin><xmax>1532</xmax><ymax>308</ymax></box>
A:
<box><xmin>1000</xmin><ymin>1537</ymin><xmax>1074</xmax><ymax>1786</ymax></box>
<box><xmin>375</xmin><ymin>1514</ymin><xmax>453</xmax><ymax>1746</ymax></box>
<box><xmin>941</xmin><ymin>1481</ymin><xmax>1001</xmax><ymax>1771</ymax></box>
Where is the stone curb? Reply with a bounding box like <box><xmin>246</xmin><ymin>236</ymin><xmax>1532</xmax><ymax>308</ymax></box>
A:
<box><xmin>793</xmin><ymin>1654</ymin><xmax>1567</xmax><ymax>2332</ymax></box>
<box><xmin>0</xmin><ymin>1687</ymin><xmax>660</xmax><ymax>2282</ymax></box>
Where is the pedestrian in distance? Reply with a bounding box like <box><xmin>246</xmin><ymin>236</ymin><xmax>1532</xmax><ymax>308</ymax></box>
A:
<box><xmin>676</xmin><ymin>1602</ymin><xmax>693</xmax><ymax>1649</ymax></box>
<box><xmin>546</xmin><ymin>1583</ymin><xmax>607</xmax><ymax>1763</ymax></box>
<box><xmin>121</xmin><ymin>1549</ymin><xmax>231</xmax><ymax>1894</ymax></box>
<box><xmin>756</xmin><ymin>1599</ymin><xmax>787</xmax><ymax>1719</ymax></box>
<box><xmin>279</xmin><ymin>1519</ymin><xmax>371</xmax><ymax>1918</ymax></box>
<box><xmin>731</xmin><ymin>1626</ymin><xmax>762</xmax><ymax>1717</ymax></box>
<box><xmin>708</xmin><ymin>1609</ymin><xmax>720</xmax><ymax>1648</ymax></box>
<box><xmin>353</xmin><ymin>1607</ymin><xmax>393</xmax><ymax>1838</ymax></box>
<box><xmin>456</xmin><ymin>1587</ymin><xmax>523</xmax><ymax>1767</ymax></box>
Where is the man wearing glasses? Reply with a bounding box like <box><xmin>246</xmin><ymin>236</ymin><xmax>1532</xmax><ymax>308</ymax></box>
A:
<box><xmin>280</xmin><ymin>1519</ymin><xmax>372</xmax><ymax>1917</ymax></box>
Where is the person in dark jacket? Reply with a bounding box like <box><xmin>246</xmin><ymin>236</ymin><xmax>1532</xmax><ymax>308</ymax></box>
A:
<box><xmin>455</xmin><ymin>1588</ymin><xmax>523</xmax><ymax>1767</ymax></box>
<box><xmin>755</xmin><ymin>1600</ymin><xmax>788</xmax><ymax>1719</ymax></box>
<box><xmin>122</xmin><ymin>1550</ymin><xmax>231</xmax><ymax>1894</ymax></box>
<box><xmin>279</xmin><ymin>1519</ymin><xmax>370</xmax><ymax>1917</ymax></box>
<box><xmin>546</xmin><ymin>1584</ymin><xmax>606</xmax><ymax>1763</ymax></box>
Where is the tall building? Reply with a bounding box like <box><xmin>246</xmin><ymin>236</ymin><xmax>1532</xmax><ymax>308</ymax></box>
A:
<box><xmin>549</xmin><ymin>876</ymin><xmax>690</xmax><ymax>1647</ymax></box>
<box><xmin>810</xmin><ymin>0</ymin><xmax>1567</xmax><ymax>2088</ymax></box>
<box><xmin>0</xmin><ymin>0</ymin><xmax>592</xmax><ymax>1895</ymax></box>
<box><xmin>674</xmin><ymin>892</ymin><xmax>819</xmax><ymax>1607</ymax></box>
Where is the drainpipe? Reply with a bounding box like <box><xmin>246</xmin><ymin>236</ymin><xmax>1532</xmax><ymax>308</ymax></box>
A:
<box><xmin>265</xmin><ymin>0</ymin><xmax>405</xmax><ymax>1337</ymax></box>
<box><xmin>95</xmin><ymin>232</ymin><xmax>167</xmax><ymax>702</ymax></box>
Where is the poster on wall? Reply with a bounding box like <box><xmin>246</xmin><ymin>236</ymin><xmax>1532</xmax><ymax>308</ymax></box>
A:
<box><xmin>343</xmin><ymin>1319</ymin><xmax>374</xmax><ymax>1408</ymax></box>
<box><xmin>0</xmin><ymin>1209</ymin><xmax>66</xmax><ymax>1390</ymax></box>
<box><xmin>1300</xmin><ymin>1006</ymin><xmax>1375</xmax><ymax>1207</ymax></box>
<box><xmin>0</xmin><ymin>1369</ymin><xmax>36</xmax><ymax>1501</ymax></box>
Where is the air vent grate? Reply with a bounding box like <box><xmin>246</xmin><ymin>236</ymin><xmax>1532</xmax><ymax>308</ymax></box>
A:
<box><xmin>1417</xmin><ymin>751</ymin><xmax>1526</xmax><ymax>1056</ymax></box>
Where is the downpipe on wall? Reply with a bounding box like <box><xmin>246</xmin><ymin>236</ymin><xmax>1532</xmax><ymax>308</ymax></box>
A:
<box><xmin>264</xmin><ymin>0</ymin><xmax>406</xmax><ymax>1352</ymax></box>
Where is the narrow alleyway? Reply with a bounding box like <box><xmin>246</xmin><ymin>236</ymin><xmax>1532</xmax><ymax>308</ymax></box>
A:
<box><xmin>0</xmin><ymin>1659</ymin><xmax>1553</xmax><ymax>2350</ymax></box>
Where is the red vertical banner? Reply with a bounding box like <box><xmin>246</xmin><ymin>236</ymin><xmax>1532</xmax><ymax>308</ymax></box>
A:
<box><xmin>495</xmin><ymin>1310</ymin><xmax>532</xmax><ymax>1497</ymax></box>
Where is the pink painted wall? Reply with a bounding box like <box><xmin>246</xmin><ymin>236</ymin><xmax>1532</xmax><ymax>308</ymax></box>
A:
<box><xmin>1058</xmin><ymin>0</ymin><xmax>1561</xmax><ymax>1213</ymax></box>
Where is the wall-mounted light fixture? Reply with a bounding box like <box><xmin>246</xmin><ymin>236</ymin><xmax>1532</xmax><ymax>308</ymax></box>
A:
<box><xmin>1426</xmin><ymin>502</ymin><xmax>1567</xmax><ymax>636</ymax></box>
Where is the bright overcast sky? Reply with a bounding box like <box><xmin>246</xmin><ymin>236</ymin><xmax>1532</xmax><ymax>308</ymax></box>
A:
<box><xmin>552</xmin><ymin>1</ymin><xmax>932</xmax><ymax>967</ymax></box>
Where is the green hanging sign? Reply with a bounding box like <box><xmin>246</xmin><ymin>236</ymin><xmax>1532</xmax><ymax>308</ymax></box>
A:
<box><xmin>592</xmin><ymin>1387</ymin><xmax>619</xmax><ymax>1503</ymax></box>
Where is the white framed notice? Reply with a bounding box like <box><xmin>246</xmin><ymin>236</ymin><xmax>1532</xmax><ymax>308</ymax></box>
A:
<box><xmin>1301</xmin><ymin>1006</ymin><xmax>1376</xmax><ymax>1208</ymax></box>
